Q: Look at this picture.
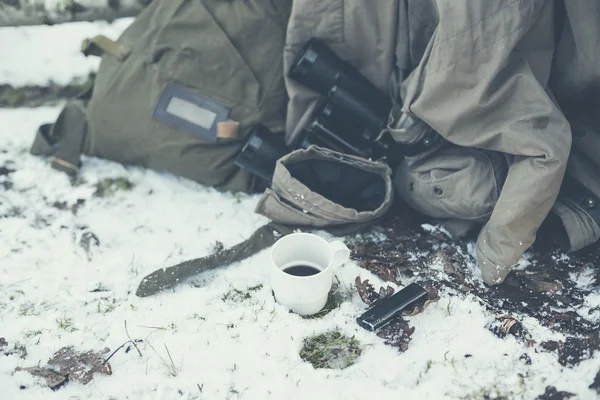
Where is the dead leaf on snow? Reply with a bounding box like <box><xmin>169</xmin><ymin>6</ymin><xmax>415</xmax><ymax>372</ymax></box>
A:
<box><xmin>378</xmin><ymin>285</ymin><xmax>394</xmax><ymax>299</ymax></box>
<box><xmin>486</xmin><ymin>315</ymin><xmax>536</xmax><ymax>347</ymax></box>
<box><xmin>18</xmin><ymin>346</ymin><xmax>113</xmax><ymax>389</ymax></box>
<box><xmin>355</xmin><ymin>277</ymin><xmax>394</xmax><ymax>306</ymax></box>
<box><xmin>376</xmin><ymin>318</ymin><xmax>415</xmax><ymax>352</ymax></box>
<box><xmin>403</xmin><ymin>285</ymin><xmax>441</xmax><ymax>316</ymax></box>
<box><xmin>79</xmin><ymin>231</ymin><xmax>100</xmax><ymax>261</ymax></box>
<box><xmin>47</xmin><ymin>346</ymin><xmax>112</xmax><ymax>385</ymax></box>
<box><xmin>15</xmin><ymin>366</ymin><xmax>68</xmax><ymax>391</ymax></box>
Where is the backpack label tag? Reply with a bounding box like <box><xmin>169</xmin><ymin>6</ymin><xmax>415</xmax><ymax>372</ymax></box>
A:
<box><xmin>153</xmin><ymin>82</ymin><xmax>231</xmax><ymax>143</ymax></box>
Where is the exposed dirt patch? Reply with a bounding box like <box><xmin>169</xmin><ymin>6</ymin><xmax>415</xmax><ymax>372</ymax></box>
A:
<box><xmin>535</xmin><ymin>386</ymin><xmax>575</xmax><ymax>400</ymax></box>
<box><xmin>349</xmin><ymin>205</ymin><xmax>600</xmax><ymax>366</ymax></box>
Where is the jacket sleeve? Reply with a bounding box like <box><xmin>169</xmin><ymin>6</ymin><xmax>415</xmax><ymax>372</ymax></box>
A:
<box><xmin>401</xmin><ymin>0</ymin><xmax>572</xmax><ymax>284</ymax></box>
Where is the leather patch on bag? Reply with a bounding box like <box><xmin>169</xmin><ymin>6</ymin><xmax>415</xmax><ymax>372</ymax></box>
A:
<box><xmin>217</xmin><ymin>121</ymin><xmax>240</xmax><ymax>139</ymax></box>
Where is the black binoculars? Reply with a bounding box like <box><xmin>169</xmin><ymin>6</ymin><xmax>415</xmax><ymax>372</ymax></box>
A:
<box><xmin>235</xmin><ymin>38</ymin><xmax>401</xmax><ymax>184</ymax></box>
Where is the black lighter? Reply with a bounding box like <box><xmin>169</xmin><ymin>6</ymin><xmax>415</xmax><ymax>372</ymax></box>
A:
<box><xmin>356</xmin><ymin>283</ymin><xmax>428</xmax><ymax>331</ymax></box>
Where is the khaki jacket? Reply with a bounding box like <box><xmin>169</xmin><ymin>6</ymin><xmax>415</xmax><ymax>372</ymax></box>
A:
<box><xmin>283</xmin><ymin>0</ymin><xmax>600</xmax><ymax>284</ymax></box>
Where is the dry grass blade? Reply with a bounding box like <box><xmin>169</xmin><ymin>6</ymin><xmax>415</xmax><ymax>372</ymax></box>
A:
<box><xmin>146</xmin><ymin>340</ymin><xmax>181</xmax><ymax>377</ymax></box>
<box><xmin>124</xmin><ymin>320</ymin><xmax>143</xmax><ymax>357</ymax></box>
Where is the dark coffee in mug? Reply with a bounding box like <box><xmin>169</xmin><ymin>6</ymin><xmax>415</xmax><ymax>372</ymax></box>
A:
<box><xmin>282</xmin><ymin>264</ymin><xmax>321</xmax><ymax>277</ymax></box>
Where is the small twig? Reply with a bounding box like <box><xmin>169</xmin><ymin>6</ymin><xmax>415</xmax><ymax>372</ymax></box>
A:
<box><xmin>143</xmin><ymin>328</ymin><xmax>164</xmax><ymax>344</ymax></box>
<box><xmin>103</xmin><ymin>340</ymin><xmax>133</xmax><ymax>365</ymax></box>
<box><xmin>125</xmin><ymin>320</ymin><xmax>143</xmax><ymax>357</ymax></box>
<box><xmin>138</xmin><ymin>325</ymin><xmax>167</xmax><ymax>330</ymax></box>
<box><xmin>102</xmin><ymin>322</ymin><xmax>145</xmax><ymax>365</ymax></box>
<box><xmin>146</xmin><ymin>340</ymin><xmax>167</xmax><ymax>364</ymax></box>
<box><xmin>146</xmin><ymin>340</ymin><xmax>179</xmax><ymax>377</ymax></box>
<box><xmin>6</xmin><ymin>278</ymin><xmax>33</xmax><ymax>288</ymax></box>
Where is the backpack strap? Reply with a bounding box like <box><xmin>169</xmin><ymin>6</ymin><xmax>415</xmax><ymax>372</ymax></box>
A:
<box><xmin>135</xmin><ymin>223</ymin><xmax>292</xmax><ymax>297</ymax></box>
<box><xmin>30</xmin><ymin>35</ymin><xmax>125</xmax><ymax>178</ymax></box>
<box><xmin>135</xmin><ymin>220</ymin><xmax>378</xmax><ymax>297</ymax></box>
<box><xmin>30</xmin><ymin>101</ymin><xmax>88</xmax><ymax>177</ymax></box>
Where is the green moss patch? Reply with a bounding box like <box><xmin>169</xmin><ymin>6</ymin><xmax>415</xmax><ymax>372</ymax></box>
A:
<box><xmin>221</xmin><ymin>284</ymin><xmax>264</xmax><ymax>303</ymax></box>
<box><xmin>94</xmin><ymin>177</ymin><xmax>134</xmax><ymax>198</ymax></box>
<box><xmin>299</xmin><ymin>330</ymin><xmax>362</xmax><ymax>369</ymax></box>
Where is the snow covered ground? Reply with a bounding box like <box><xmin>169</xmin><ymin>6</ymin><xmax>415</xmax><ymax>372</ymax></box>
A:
<box><xmin>1</xmin><ymin>18</ymin><xmax>599</xmax><ymax>400</ymax></box>
<box><xmin>0</xmin><ymin>18</ymin><xmax>134</xmax><ymax>86</ymax></box>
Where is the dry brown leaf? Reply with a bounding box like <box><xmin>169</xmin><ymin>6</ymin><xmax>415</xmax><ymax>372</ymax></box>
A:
<box><xmin>355</xmin><ymin>277</ymin><xmax>380</xmax><ymax>306</ymax></box>
<box><xmin>378</xmin><ymin>285</ymin><xmax>394</xmax><ymax>299</ymax></box>
<box><xmin>47</xmin><ymin>346</ymin><xmax>112</xmax><ymax>385</ymax></box>
<box><xmin>403</xmin><ymin>285</ymin><xmax>440</xmax><ymax>316</ymax></box>
<box><xmin>376</xmin><ymin>318</ymin><xmax>415</xmax><ymax>352</ymax></box>
<box><xmin>355</xmin><ymin>276</ymin><xmax>395</xmax><ymax>306</ymax></box>
<box><xmin>15</xmin><ymin>366</ymin><xmax>68</xmax><ymax>390</ymax></box>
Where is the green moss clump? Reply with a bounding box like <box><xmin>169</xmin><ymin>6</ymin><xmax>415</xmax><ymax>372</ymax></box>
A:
<box><xmin>221</xmin><ymin>284</ymin><xmax>264</xmax><ymax>303</ymax></box>
<box><xmin>94</xmin><ymin>177</ymin><xmax>134</xmax><ymax>197</ymax></box>
<box><xmin>299</xmin><ymin>330</ymin><xmax>362</xmax><ymax>369</ymax></box>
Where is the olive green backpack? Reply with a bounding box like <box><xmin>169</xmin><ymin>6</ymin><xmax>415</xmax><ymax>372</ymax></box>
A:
<box><xmin>30</xmin><ymin>0</ymin><xmax>293</xmax><ymax>193</ymax></box>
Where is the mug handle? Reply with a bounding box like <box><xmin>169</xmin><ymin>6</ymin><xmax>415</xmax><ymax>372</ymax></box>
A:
<box><xmin>329</xmin><ymin>240</ymin><xmax>350</xmax><ymax>267</ymax></box>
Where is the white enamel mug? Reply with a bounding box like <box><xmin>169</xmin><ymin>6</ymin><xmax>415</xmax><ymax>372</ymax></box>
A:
<box><xmin>270</xmin><ymin>232</ymin><xmax>350</xmax><ymax>316</ymax></box>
